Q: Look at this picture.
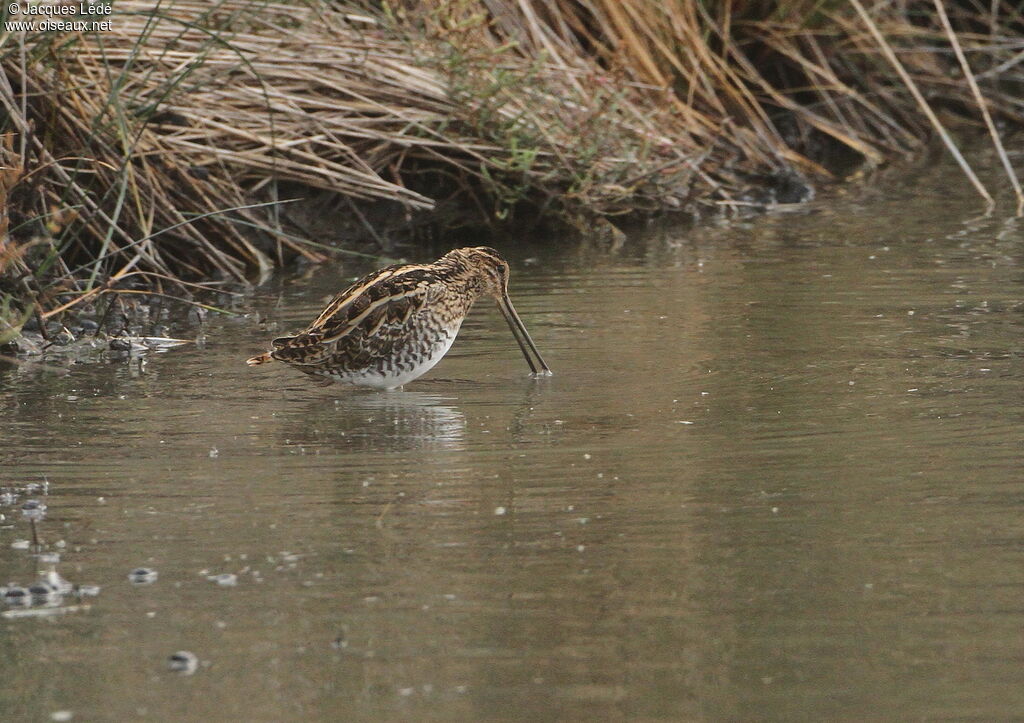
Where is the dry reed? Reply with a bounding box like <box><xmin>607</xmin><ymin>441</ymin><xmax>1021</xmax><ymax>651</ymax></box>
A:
<box><xmin>1</xmin><ymin>0</ymin><xmax>1023</xmax><ymax>327</ymax></box>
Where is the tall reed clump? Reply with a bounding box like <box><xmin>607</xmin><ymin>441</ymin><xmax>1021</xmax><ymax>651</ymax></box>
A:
<box><xmin>1</xmin><ymin>0</ymin><xmax>1022</xmax><ymax>328</ymax></box>
<box><xmin>399</xmin><ymin>0</ymin><xmax>1024</xmax><ymax>207</ymax></box>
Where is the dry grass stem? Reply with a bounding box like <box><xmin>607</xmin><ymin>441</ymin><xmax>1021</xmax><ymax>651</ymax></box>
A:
<box><xmin>933</xmin><ymin>0</ymin><xmax>1023</xmax><ymax>214</ymax></box>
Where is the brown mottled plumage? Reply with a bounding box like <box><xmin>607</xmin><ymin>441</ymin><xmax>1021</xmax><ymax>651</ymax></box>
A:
<box><xmin>247</xmin><ymin>247</ymin><xmax>550</xmax><ymax>389</ymax></box>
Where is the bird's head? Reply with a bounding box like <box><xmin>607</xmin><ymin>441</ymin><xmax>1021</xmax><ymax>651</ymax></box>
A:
<box><xmin>449</xmin><ymin>246</ymin><xmax>511</xmax><ymax>297</ymax></box>
<box><xmin>443</xmin><ymin>246</ymin><xmax>550</xmax><ymax>376</ymax></box>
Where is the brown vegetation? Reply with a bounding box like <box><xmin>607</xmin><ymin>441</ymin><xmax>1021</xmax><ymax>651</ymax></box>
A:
<box><xmin>1</xmin><ymin>0</ymin><xmax>1023</xmax><ymax>332</ymax></box>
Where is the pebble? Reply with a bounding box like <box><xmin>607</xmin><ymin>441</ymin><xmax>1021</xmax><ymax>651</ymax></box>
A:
<box><xmin>4</xmin><ymin>587</ymin><xmax>30</xmax><ymax>605</ymax></box>
<box><xmin>167</xmin><ymin>650</ymin><xmax>199</xmax><ymax>675</ymax></box>
<box><xmin>128</xmin><ymin>568</ymin><xmax>158</xmax><ymax>585</ymax></box>
<box><xmin>21</xmin><ymin>499</ymin><xmax>47</xmax><ymax>521</ymax></box>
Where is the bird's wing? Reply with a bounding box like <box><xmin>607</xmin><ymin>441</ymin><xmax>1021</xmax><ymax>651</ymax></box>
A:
<box><xmin>269</xmin><ymin>264</ymin><xmax>446</xmax><ymax>369</ymax></box>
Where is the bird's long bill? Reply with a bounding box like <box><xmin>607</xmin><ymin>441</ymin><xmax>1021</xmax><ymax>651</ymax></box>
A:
<box><xmin>496</xmin><ymin>293</ymin><xmax>551</xmax><ymax>376</ymax></box>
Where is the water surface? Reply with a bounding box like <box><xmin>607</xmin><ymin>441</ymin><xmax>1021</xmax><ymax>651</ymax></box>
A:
<box><xmin>2</xmin><ymin>158</ymin><xmax>1024</xmax><ymax>720</ymax></box>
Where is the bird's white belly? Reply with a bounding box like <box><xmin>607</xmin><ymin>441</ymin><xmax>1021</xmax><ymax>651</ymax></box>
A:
<box><xmin>336</xmin><ymin>325</ymin><xmax>461</xmax><ymax>390</ymax></box>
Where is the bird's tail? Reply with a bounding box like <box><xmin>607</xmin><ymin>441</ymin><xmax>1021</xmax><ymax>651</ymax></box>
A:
<box><xmin>246</xmin><ymin>351</ymin><xmax>274</xmax><ymax>366</ymax></box>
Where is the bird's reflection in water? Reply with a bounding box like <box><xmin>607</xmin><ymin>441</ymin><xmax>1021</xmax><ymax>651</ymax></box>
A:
<box><xmin>283</xmin><ymin>389</ymin><xmax>467</xmax><ymax>453</ymax></box>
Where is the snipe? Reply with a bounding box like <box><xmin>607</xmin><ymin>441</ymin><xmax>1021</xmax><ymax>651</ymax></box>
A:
<box><xmin>247</xmin><ymin>247</ymin><xmax>551</xmax><ymax>389</ymax></box>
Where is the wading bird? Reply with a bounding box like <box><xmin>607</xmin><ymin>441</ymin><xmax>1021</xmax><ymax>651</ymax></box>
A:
<box><xmin>247</xmin><ymin>247</ymin><xmax>551</xmax><ymax>389</ymax></box>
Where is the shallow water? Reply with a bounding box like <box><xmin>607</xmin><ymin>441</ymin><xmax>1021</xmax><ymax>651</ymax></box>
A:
<box><xmin>3</xmin><ymin>159</ymin><xmax>1024</xmax><ymax>720</ymax></box>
